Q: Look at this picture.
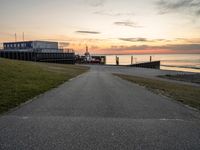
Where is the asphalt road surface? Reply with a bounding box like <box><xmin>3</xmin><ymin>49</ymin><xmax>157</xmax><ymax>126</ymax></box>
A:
<box><xmin>0</xmin><ymin>66</ymin><xmax>200</xmax><ymax>150</ymax></box>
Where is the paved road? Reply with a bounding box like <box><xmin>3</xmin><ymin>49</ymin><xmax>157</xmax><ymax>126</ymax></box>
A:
<box><xmin>0</xmin><ymin>66</ymin><xmax>200</xmax><ymax>150</ymax></box>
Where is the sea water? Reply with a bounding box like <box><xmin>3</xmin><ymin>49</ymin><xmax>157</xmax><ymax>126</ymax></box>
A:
<box><xmin>105</xmin><ymin>54</ymin><xmax>200</xmax><ymax>73</ymax></box>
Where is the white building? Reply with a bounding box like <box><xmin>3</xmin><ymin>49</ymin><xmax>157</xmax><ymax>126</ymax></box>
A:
<box><xmin>3</xmin><ymin>41</ymin><xmax>63</xmax><ymax>53</ymax></box>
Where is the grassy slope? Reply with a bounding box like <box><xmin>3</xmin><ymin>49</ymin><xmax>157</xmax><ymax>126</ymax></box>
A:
<box><xmin>159</xmin><ymin>74</ymin><xmax>200</xmax><ymax>84</ymax></box>
<box><xmin>0</xmin><ymin>58</ymin><xmax>89</xmax><ymax>114</ymax></box>
<box><xmin>114</xmin><ymin>74</ymin><xmax>200</xmax><ymax>110</ymax></box>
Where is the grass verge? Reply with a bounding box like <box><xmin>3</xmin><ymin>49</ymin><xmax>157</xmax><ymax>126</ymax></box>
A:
<box><xmin>159</xmin><ymin>74</ymin><xmax>200</xmax><ymax>84</ymax></box>
<box><xmin>0</xmin><ymin>58</ymin><xmax>89</xmax><ymax>114</ymax></box>
<box><xmin>114</xmin><ymin>73</ymin><xmax>200</xmax><ymax>110</ymax></box>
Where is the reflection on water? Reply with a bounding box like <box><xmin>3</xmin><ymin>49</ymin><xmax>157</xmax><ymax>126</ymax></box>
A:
<box><xmin>105</xmin><ymin>54</ymin><xmax>200</xmax><ymax>73</ymax></box>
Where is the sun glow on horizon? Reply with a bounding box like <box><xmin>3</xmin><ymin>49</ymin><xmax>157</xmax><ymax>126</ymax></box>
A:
<box><xmin>0</xmin><ymin>0</ymin><xmax>200</xmax><ymax>54</ymax></box>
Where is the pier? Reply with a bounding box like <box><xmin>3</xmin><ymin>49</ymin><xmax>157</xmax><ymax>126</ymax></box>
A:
<box><xmin>0</xmin><ymin>51</ymin><xmax>75</xmax><ymax>64</ymax></box>
<box><xmin>0</xmin><ymin>41</ymin><xmax>76</xmax><ymax>64</ymax></box>
<box><xmin>129</xmin><ymin>61</ymin><xmax>160</xmax><ymax>69</ymax></box>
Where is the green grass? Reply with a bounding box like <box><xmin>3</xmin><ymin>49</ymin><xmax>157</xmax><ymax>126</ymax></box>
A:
<box><xmin>159</xmin><ymin>74</ymin><xmax>200</xmax><ymax>84</ymax></box>
<box><xmin>114</xmin><ymin>73</ymin><xmax>200</xmax><ymax>110</ymax></box>
<box><xmin>0</xmin><ymin>58</ymin><xmax>89</xmax><ymax>114</ymax></box>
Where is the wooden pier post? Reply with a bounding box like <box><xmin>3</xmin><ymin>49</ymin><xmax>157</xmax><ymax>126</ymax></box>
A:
<box><xmin>131</xmin><ymin>56</ymin><xmax>133</xmax><ymax>65</ymax></box>
<box><xmin>116</xmin><ymin>56</ymin><xmax>119</xmax><ymax>65</ymax></box>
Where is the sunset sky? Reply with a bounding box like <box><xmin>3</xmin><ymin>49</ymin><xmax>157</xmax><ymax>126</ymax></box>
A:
<box><xmin>0</xmin><ymin>0</ymin><xmax>200</xmax><ymax>54</ymax></box>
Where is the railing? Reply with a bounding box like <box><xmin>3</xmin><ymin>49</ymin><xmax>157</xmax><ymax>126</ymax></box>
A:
<box><xmin>62</xmin><ymin>49</ymin><xmax>75</xmax><ymax>53</ymax></box>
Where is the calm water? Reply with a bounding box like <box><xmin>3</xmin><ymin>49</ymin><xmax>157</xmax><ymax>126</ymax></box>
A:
<box><xmin>105</xmin><ymin>54</ymin><xmax>200</xmax><ymax>73</ymax></box>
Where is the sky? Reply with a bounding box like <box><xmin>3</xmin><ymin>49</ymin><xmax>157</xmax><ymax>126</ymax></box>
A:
<box><xmin>0</xmin><ymin>0</ymin><xmax>200</xmax><ymax>54</ymax></box>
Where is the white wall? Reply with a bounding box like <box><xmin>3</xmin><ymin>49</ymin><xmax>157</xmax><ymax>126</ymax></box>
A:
<box><xmin>33</xmin><ymin>41</ymin><xmax>58</xmax><ymax>49</ymax></box>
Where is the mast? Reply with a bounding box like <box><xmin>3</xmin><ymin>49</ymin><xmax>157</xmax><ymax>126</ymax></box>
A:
<box><xmin>86</xmin><ymin>44</ymin><xmax>88</xmax><ymax>53</ymax></box>
<box><xmin>22</xmin><ymin>32</ymin><xmax>24</xmax><ymax>42</ymax></box>
<box><xmin>15</xmin><ymin>33</ymin><xmax>17</xmax><ymax>42</ymax></box>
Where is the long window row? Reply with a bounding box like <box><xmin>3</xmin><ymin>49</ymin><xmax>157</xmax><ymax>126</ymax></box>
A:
<box><xmin>4</xmin><ymin>43</ymin><xmax>27</xmax><ymax>48</ymax></box>
<box><xmin>4</xmin><ymin>42</ymin><xmax>34</xmax><ymax>49</ymax></box>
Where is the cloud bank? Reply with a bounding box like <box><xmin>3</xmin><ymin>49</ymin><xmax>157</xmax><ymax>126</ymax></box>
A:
<box><xmin>156</xmin><ymin>0</ymin><xmax>200</xmax><ymax>16</ymax></box>
<box><xmin>94</xmin><ymin>10</ymin><xmax>134</xmax><ymax>17</ymax></box>
<box><xmin>114</xmin><ymin>21</ymin><xmax>142</xmax><ymax>28</ymax></box>
<box><xmin>119</xmin><ymin>38</ymin><xmax>148</xmax><ymax>42</ymax></box>
<box><xmin>105</xmin><ymin>44</ymin><xmax>200</xmax><ymax>52</ymax></box>
<box><xmin>76</xmin><ymin>31</ymin><xmax>101</xmax><ymax>34</ymax></box>
<box><xmin>119</xmin><ymin>38</ymin><xmax>168</xmax><ymax>42</ymax></box>
<box><xmin>84</xmin><ymin>0</ymin><xmax>106</xmax><ymax>7</ymax></box>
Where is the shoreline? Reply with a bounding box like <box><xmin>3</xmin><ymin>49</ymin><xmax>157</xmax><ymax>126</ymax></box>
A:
<box><xmin>103</xmin><ymin>64</ymin><xmax>200</xmax><ymax>73</ymax></box>
<box><xmin>104</xmin><ymin>54</ymin><xmax>200</xmax><ymax>73</ymax></box>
